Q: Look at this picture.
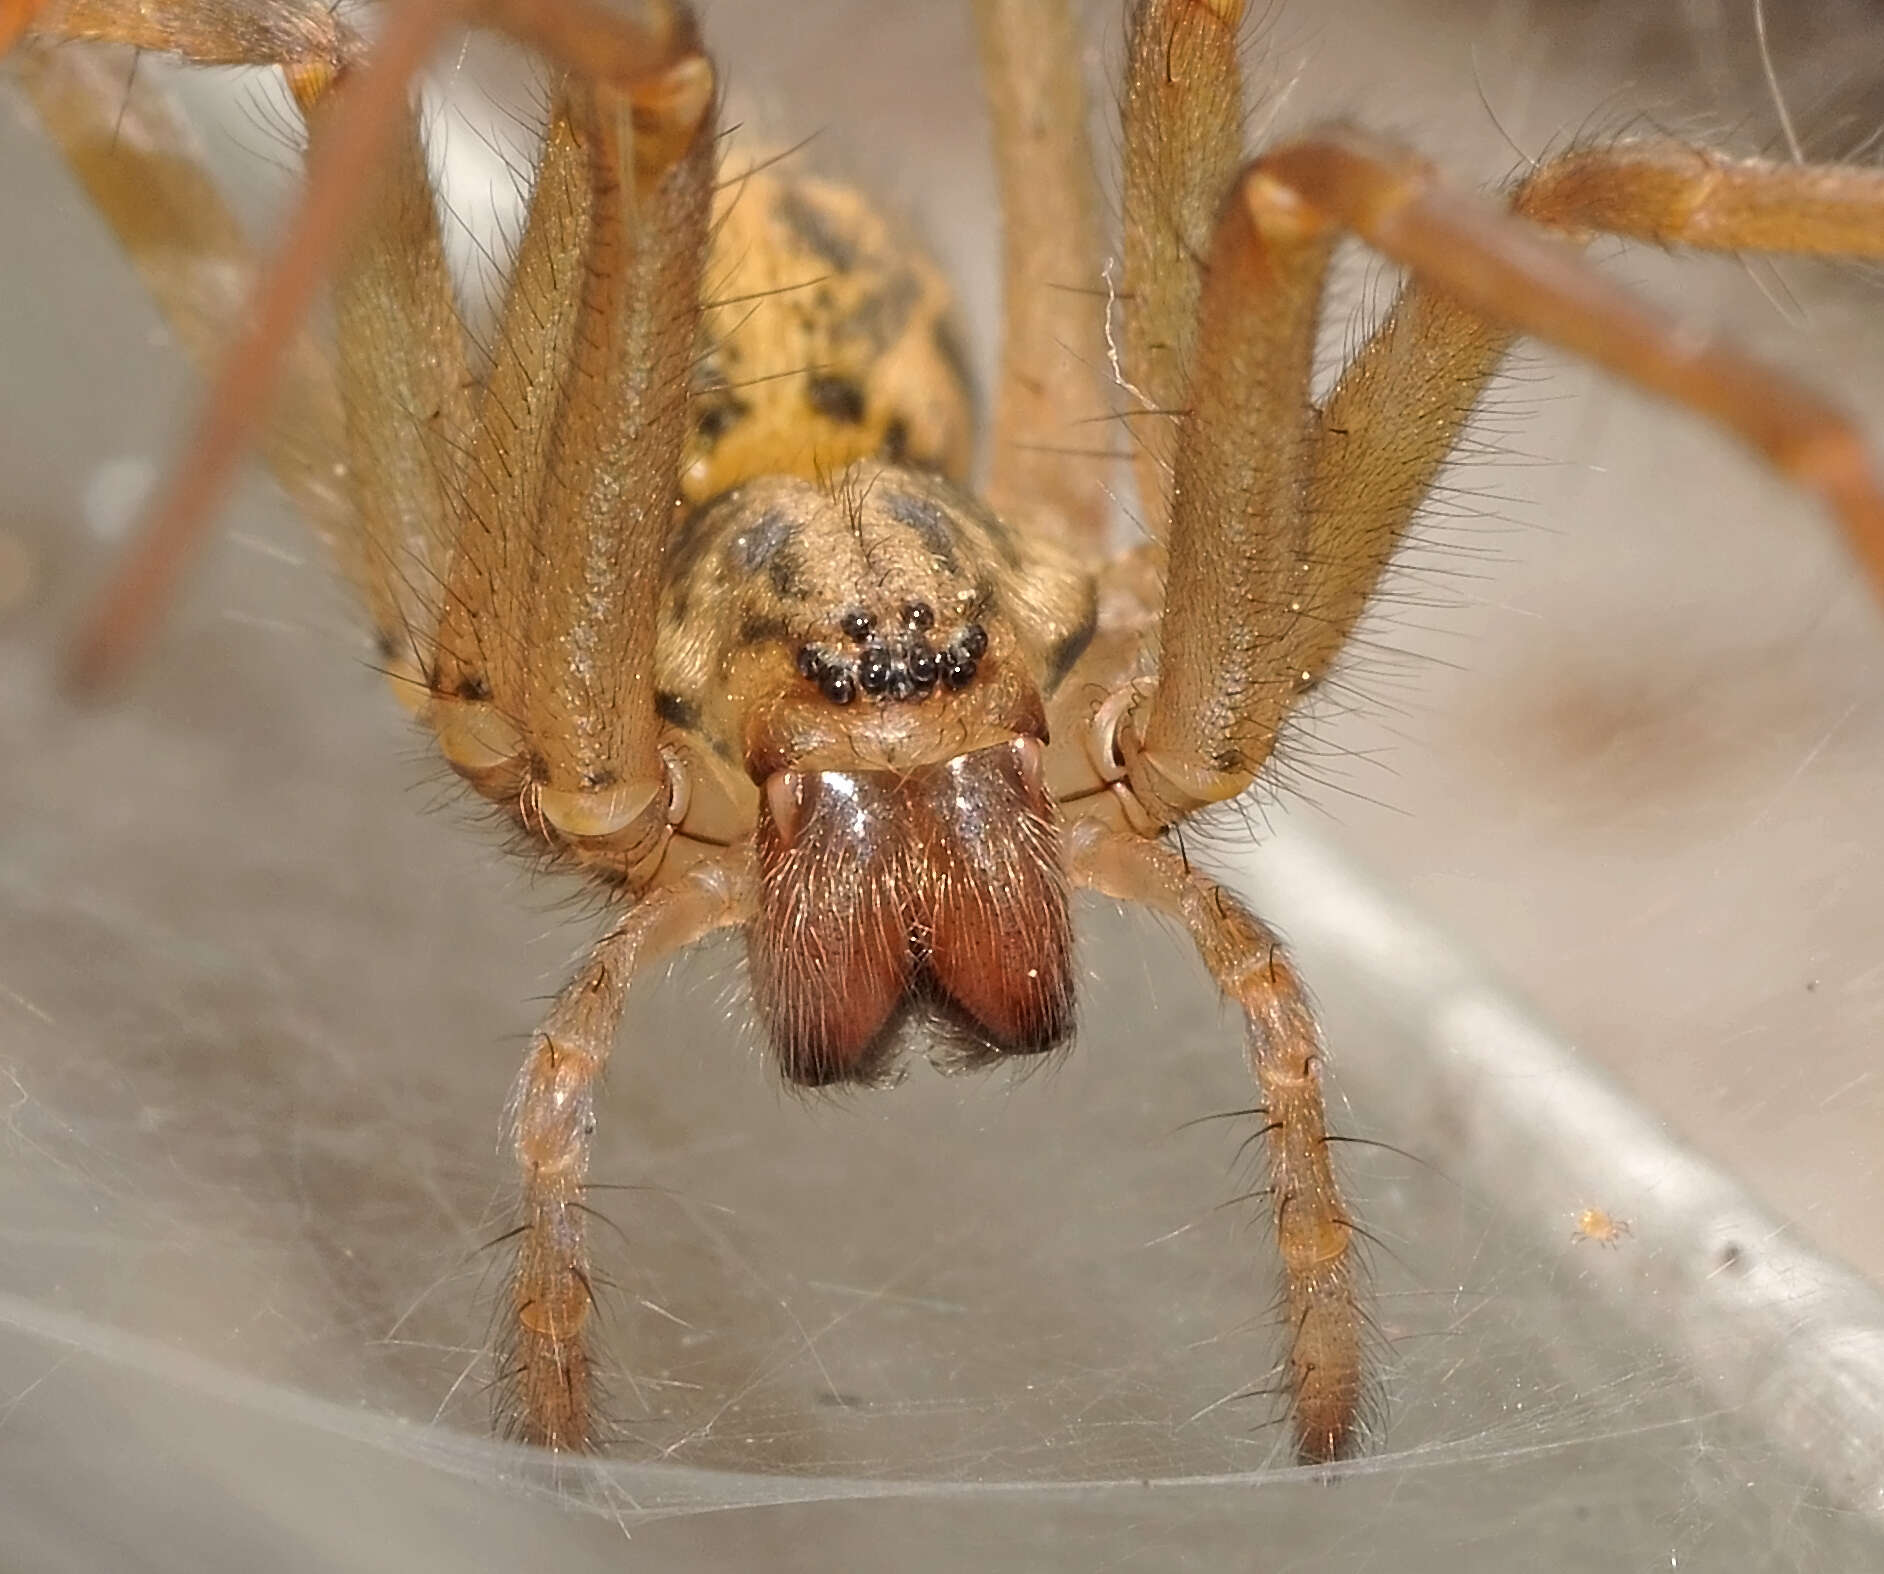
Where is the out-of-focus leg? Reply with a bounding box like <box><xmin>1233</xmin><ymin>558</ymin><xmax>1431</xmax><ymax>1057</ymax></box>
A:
<box><xmin>32</xmin><ymin>0</ymin><xmax>479</xmax><ymax>695</ymax></box>
<box><xmin>1106</xmin><ymin>129</ymin><xmax>1884</xmax><ymax>832</ymax></box>
<box><xmin>31</xmin><ymin>0</ymin><xmax>705</xmax><ymax>686</ymax></box>
<box><xmin>972</xmin><ymin>0</ymin><xmax>1113</xmax><ymax>555</ymax></box>
<box><xmin>1265</xmin><ymin>128</ymin><xmax>1884</xmax><ymax>602</ymax></box>
<box><xmin>1118</xmin><ymin>0</ymin><xmax>1246</xmax><ymax>542</ymax></box>
<box><xmin>11</xmin><ymin>41</ymin><xmax>356</xmax><ymax>586</ymax></box>
<box><xmin>0</xmin><ymin>0</ymin><xmax>43</xmax><ymax>53</ymax></box>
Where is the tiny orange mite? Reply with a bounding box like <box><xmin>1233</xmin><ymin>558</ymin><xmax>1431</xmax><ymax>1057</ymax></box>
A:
<box><xmin>1573</xmin><ymin>1208</ymin><xmax>1634</xmax><ymax>1248</ymax></box>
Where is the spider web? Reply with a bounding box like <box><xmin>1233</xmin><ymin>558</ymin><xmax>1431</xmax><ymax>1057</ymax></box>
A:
<box><xmin>1</xmin><ymin>1</ymin><xmax>1883</xmax><ymax>1568</ymax></box>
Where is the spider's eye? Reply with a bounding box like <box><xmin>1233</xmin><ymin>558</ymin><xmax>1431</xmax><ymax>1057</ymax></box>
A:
<box><xmin>959</xmin><ymin>623</ymin><xmax>988</xmax><ymax>659</ymax></box>
<box><xmin>839</xmin><ymin>609</ymin><xmax>876</xmax><ymax>642</ymax></box>
<box><xmin>901</xmin><ymin>599</ymin><xmax>934</xmax><ymax>632</ymax></box>
<box><xmin>857</xmin><ymin>643</ymin><xmax>893</xmax><ymax>695</ymax></box>
<box><xmin>907</xmin><ymin>642</ymin><xmax>939</xmax><ymax>687</ymax></box>
<box><xmin>820</xmin><ymin>667</ymin><xmax>857</xmax><ymax>704</ymax></box>
<box><xmin>941</xmin><ymin>649</ymin><xmax>978</xmax><ymax>689</ymax></box>
<box><xmin>795</xmin><ymin>643</ymin><xmax>825</xmax><ymax>679</ymax></box>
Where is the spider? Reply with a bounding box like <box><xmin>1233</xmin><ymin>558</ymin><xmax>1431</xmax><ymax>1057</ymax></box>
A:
<box><xmin>9</xmin><ymin>0</ymin><xmax>1884</xmax><ymax>1466</ymax></box>
<box><xmin>1571</xmin><ymin>1208</ymin><xmax>1633</xmax><ymax>1249</ymax></box>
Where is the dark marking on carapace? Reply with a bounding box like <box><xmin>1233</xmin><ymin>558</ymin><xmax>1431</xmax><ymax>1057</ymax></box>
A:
<box><xmin>766</xmin><ymin>544</ymin><xmax>811</xmax><ymax>601</ymax></box>
<box><xmin>730</xmin><ymin>506</ymin><xmax>798</xmax><ymax>574</ymax></box>
<box><xmin>666</xmin><ymin>492</ymin><xmax>734</xmax><ymax>592</ymax></box>
<box><xmin>655</xmin><ymin>689</ymin><xmax>701</xmax><ymax>730</ymax></box>
<box><xmin>881</xmin><ymin>489</ymin><xmax>959</xmax><ymax>570</ymax></box>
<box><xmin>736</xmin><ymin>610</ymin><xmax>795</xmax><ymax>649</ymax></box>
<box><xmin>1044</xmin><ymin>592</ymin><xmax>1098</xmax><ymax>690</ymax></box>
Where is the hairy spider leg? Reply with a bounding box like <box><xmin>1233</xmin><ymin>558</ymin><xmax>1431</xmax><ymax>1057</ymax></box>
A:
<box><xmin>1121</xmin><ymin>126</ymin><xmax>1884</xmax><ymax>829</ymax></box>
<box><xmin>1068</xmin><ymin>821</ymin><xmax>1365</xmax><ymax>1463</ymax></box>
<box><xmin>504</xmin><ymin>852</ymin><xmax>751</xmax><ymax>1450</ymax></box>
<box><xmin>1094</xmin><ymin>0</ymin><xmax>1884</xmax><ymax>1459</ymax></box>
<box><xmin>16</xmin><ymin>0</ymin><xmax>701</xmax><ymax>688</ymax></box>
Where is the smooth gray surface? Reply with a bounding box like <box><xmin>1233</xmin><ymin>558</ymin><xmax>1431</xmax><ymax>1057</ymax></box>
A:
<box><xmin>3</xmin><ymin>1</ymin><xmax>1883</xmax><ymax>1569</ymax></box>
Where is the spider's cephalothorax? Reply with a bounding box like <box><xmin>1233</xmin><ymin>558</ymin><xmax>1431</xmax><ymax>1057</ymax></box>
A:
<box><xmin>654</xmin><ymin>161</ymin><xmax>1097</xmax><ymax>1084</ymax></box>
<box><xmin>659</xmin><ymin>465</ymin><xmax>1096</xmax><ymax>1083</ymax></box>
<box><xmin>21</xmin><ymin>0</ymin><xmax>1884</xmax><ymax>1467</ymax></box>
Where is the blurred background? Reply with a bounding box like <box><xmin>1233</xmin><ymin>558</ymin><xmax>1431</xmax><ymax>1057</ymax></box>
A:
<box><xmin>2</xmin><ymin>0</ymin><xmax>1882</xmax><ymax>1567</ymax></box>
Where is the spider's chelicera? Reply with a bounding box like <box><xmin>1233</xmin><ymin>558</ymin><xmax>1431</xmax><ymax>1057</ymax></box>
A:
<box><xmin>16</xmin><ymin>0</ymin><xmax>1884</xmax><ymax>1466</ymax></box>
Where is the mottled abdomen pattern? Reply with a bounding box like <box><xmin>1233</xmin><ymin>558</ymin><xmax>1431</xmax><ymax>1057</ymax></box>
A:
<box><xmin>682</xmin><ymin>154</ymin><xmax>976</xmax><ymax>504</ymax></box>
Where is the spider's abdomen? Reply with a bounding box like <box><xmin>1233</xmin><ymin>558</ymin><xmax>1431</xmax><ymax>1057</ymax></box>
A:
<box><xmin>682</xmin><ymin>156</ymin><xmax>976</xmax><ymax>503</ymax></box>
<box><xmin>747</xmin><ymin>738</ymin><xmax>1073</xmax><ymax>1084</ymax></box>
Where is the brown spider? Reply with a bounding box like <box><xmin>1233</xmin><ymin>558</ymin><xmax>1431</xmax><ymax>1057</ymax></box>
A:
<box><xmin>11</xmin><ymin>0</ymin><xmax>1884</xmax><ymax>1465</ymax></box>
